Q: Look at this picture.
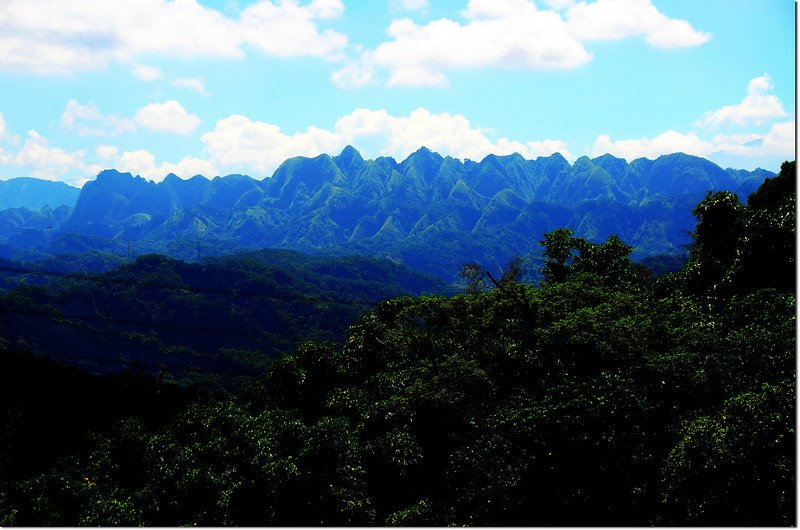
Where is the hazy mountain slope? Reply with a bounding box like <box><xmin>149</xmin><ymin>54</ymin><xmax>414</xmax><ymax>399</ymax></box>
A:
<box><xmin>0</xmin><ymin>177</ymin><xmax>80</xmax><ymax>210</ymax></box>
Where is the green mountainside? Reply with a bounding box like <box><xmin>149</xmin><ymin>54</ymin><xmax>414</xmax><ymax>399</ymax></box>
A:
<box><xmin>0</xmin><ymin>148</ymin><xmax>775</xmax><ymax>280</ymax></box>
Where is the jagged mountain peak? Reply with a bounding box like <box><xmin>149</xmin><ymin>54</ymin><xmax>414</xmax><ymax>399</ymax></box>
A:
<box><xmin>333</xmin><ymin>145</ymin><xmax>366</xmax><ymax>176</ymax></box>
<box><xmin>94</xmin><ymin>168</ymin><xmax>142</xmax><ymax>186</ymax></box>
<box><xmin>338</xmin><ymin>144</ymin><xmax>363</xmax><ymax>163</ymax></box>
<box><xmin>401</xmin><ymin>146</ymin><xmax>445</xmax><ymax>174</ymax></box>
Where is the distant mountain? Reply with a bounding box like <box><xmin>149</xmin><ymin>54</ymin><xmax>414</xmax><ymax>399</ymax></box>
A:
<box><xmin>0</xmin><ymin>148</ymin><xmax>778</xmax><ymax>280</ymax></box>
<box><xmin>0</xmin><ymin>177</ymin><xmax>80</xmax><ymax>210</ymax></box>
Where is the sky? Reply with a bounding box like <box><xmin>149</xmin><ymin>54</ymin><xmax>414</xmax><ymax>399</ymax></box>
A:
<box><xmin>0</xmin><ymin>0</ymin><xmax>794</xmax><ymax>186</ymax></box>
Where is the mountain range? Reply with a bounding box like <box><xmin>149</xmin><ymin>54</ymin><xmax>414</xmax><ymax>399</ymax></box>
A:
<box><xmin>0</xmin><ymin>177</ymin><xmax>80</xmax><ymax>210</ymax></box>
<box><xmin>0</xmin><ymin>147</ymin><xmax>777</xmax><ymax>280</ymax></box>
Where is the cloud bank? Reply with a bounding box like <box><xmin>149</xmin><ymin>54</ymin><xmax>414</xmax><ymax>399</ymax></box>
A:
<box><xmin>200</xmin><ymin>107</ymin><xmax>574</xmax><ymax>176</ymax></box>
<box><xmin>0</xmin><ymin>0</ymin><xmax>347</xmax><ymax>75</ymax></box>
<box><xmin>334</xmin><ymin>0</ymin><xmax>710</xmax><ymax>88</ymax></box>
<box><xmin>62</xmin><ymin>100</ymin><xmax>200</xmax><ymax>136</ymax></box>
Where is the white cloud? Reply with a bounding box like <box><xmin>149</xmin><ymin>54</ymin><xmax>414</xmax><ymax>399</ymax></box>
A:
<box><xmin>170</xmin><ymin>77</ymin><xmax>209</xmax><ymax>96</ymax></box>
<box><xmin>330</xmin><ymin>61</ymin><xmax>376</xmax><ymax>88</ymax></box>
<box><xmin>591</xmin><ymin>130</ymin><xmax>713</xmax><ymax>160</ymax></box>
<box><xmin>201</xmin><ymin>115</ymin><xmax>344</xmax><ymax>176</ymax></box>
<box><xmin>6</xmin><ymin>130</ymin><xmax>97</xmax><ymax>185</ymax></box>
<box><xmin>133</xmin><ymin>101</ymin><xmax>201</xmax><ymax>135</ymax></box>
<box><xmin>395</xmin><ymin>0</ymin><xmax>429</xmax><ymax>11</ymax></box>
<box><xmin>759</xmin><ymin>121</ymin><xmax>796</xmax><ymax>156</ymax></box>
<box><xmin>239</xmin><ymin>0</ymin><xmax>347</xmax><ymax>60</ymax></box>
<box><xmin>62</xmin><ymin>99</ymin><xmax>200</xmax><ymax>136</ymax></box>
<box><xmin>566</xmin><ymin>0</ymin><xmax>710</xmax><ymax>48</ymax></box>
<box><xmin>95</xmin><ymin>144</ymin><xmax>120</xmax><ymax>161</ymax></box>
<box><xmin>591</xmin><ymin>120</ymin><xmax>796</xmax><ymax>162</ymax></box>
<box><xmin>695</xmin><ymin>74</ymin><xmax>788</xmax><ymax>128</ymax></box>
<box><xmin>342</xmin><ymin>0</ymin><xmax>709</xmax><ymax>88</ymax></box>
<box><xmin>363</xmin><ymin>2</ymin><xmax>592</xmax><ymax>87</ymax></box>
<box><xmin>114</xmin><ymin>148</ymin><xmax>218</xmax><ymax>181</ymax></box>
<box><xmin>544</xmin><ymin>0</ymin><xmax>575</xmax><ymax>9</ymax></box>
<box><xmin>132</xmin><ymin>64</ymin><xmax>163</xmax><ymax>81</ymax></box>
<box><xmin>309</xmin><ymin>0</ymin><xmax>345</xmax><ymax>19</ymax></box>
<box><xmin>334</xmin><ymin>107</ymin><xmax>573</xmax><ymax>161</ymax></box>
<box><xmin>0</xmin><ymin>0</ymin><xmax>347</xmax><ymax>74</ymax></box>
<box><xmin>61</xmin><ymin>100</ymin><xmax>136</xmax><ymax>136</ymax></box>
<box><xmin>200</xmin><ymin>107</ymin><xmax>573</xmax><ymax>176</ymax></box>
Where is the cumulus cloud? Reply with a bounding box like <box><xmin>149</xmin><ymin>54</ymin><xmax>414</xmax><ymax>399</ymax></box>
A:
<box><xmin>334</xmin><ymin>107</ymin><xmax>573</xmax><ymax>161</ymax></box>
<box><xmin>361</xmin><ymin>1</ymin><xmax>592</xmax><ymax>87</ymax></box>
<box><xmin>112</xmin><ymin>149</ymin><xmax>218</xmax><ymax>181</ymax></box>
<box><xmin>3</xmin><ymin>130</ymin><xmax>97</xmax><ymax>185</ymax></box>
<box><xmin>62</xmin><ymin>100</ymin><xmax>199</xmax><ymax>136</ymax></box>
<box><xmin>92</xmin><ymin>144</ymin><xmax>219</xmax><ymax>181</ymax></box>
<box><xmin>591</xmin><ymin>130</ymin><xmax>713</xmax><ymax>160</ymax></box>
<box><xmin>61</xmin><ymin>100</ymin><xmax>136</xmax><ymax>137</ymax></box>
<box><xmin>239</xmin><ymin>0</ymin><xmax>346</xmax><ymax>60</ymax></box>
<box><xmin>170</xmin><ymin>77</ymin><xmax>209</xmax><ymax>96</ymax></box>
<box><xmin>95</xmin><ymin>144</ymin><xmax>120</xmax><ymax>161</ymax></box>
<box><xmin>695</xmin><ymin>74</ymin><xmax>788</xmax><ymax>128</ymax></box>
<box><xmin>133</xmin><ymin>101</ymin><xmax>201</xmax><ymax>135</ymax></box>
<box><xmin>132</xmin><ymin>64</ymin><xmax>163</xmax><ymax>81</ymax></box>
<box><xmin>330</xmin><ymin>61</ymin><xmax>376</xmax><ymax>89</ymax></box>
<box><xmin>201</xmin><ymin>115</ymin><xmax>344</xmax><ymax>176</ymax></box>
<box><xmin>591</xmin><ymin>120</ymin><xmax>796</xmax><ymax>162</ymax></box>
<box><xmin>341</xmin><ymin>0</ymin><xmax>708</xmax><ymax>88</ymax></box>
<box><xmin>758</xmin><ymin>121</ymin><xmax>796</xmax><ymax>156</ymax></box>
<box><xmin>566</xmin><ymin>0</ymin><xmax>710</xmax><ymax>48</ymax></box>
<box><xmin>200</xmin><ymin>107</ymin><xmax>573</xmax><ymax>176</ymax></box>
<box><xmin>0</xmin><ymin>0</ymin><xmax>347</xmax><ymax>74</ymax></box>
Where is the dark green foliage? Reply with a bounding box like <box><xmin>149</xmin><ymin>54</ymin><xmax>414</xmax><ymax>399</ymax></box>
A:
<box><xmin>639</xmin><ymin>252</ymin><xmax>688</xmax><ymax>276</ymax></box>
<box><xmin>0</xmin><ymin>249</ymin><xmax>448</xmax><ymax>388</ymax></box>
<box><xmin>686</xmin><ymin>160</ymin><xmax>796</xmax><ymax>298</ymax></box>
<box><xmin>0</xmin><ymin>164</ymin><xmax>794</xmax><ymax>526</ymax></box>
<box><xmin>660</xmin><ymin>381</ymin><xmax>794</xmax><ymax>526</ymax></box>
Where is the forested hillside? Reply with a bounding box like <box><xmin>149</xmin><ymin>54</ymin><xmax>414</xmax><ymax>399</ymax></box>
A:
<box><xmin>0</xmin><ymin>161</ymin><xmax>793</xmax><ymax>526</ymax></box>
<box><xmin>0</xmin><ymin>148</ymin><xmax>773</xmax><ymax>280</ymax></box>
<box><xmin>0</xmin><ymin>249</ymin><xmax>449</xmax><ymax>388</ymax></box>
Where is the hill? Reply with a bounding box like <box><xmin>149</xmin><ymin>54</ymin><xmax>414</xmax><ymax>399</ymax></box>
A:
<box><xmin>0</xmin><ymin>249</ymin><xmax>450</xmax><ymax>388</ymax></box>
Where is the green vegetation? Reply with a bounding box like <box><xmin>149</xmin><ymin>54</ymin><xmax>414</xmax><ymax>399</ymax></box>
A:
<box><xmin>0</xmin><ymin>162</ymin><xmax>794</xmax><ymax>525</ymax></box>
<box><xmin>0</xmin><ymin>249</ymin><xmax>449</xmax><ymax>388</ymax></box>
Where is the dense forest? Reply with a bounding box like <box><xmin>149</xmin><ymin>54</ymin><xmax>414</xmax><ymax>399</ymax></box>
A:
<box><xmin>0</xmin><ymin>250</ymin><xmax>449</xmax><ymax>388</ymax></box>
<box><xmin>0</xmin><ymin>161</ymin><xmax>795</xmax><ymax>526</ymax></box>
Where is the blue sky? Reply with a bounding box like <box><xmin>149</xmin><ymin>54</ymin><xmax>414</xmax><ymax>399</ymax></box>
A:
<box><xmin>0</xmin><ymin>0</ymin><xmax>794</xmax><ymax>186</ymax></box>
